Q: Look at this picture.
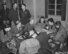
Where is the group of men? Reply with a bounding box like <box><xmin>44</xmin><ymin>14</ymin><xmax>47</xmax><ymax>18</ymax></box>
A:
<box><xmin>19</xmin><ymin>17</ymin><xmax>68</xmax><ymax>54</ymax></box>
<box><xmin>0</xmin><ymin>2</ymin><xmax>31</xmax><ymax>54</ymax></box>
<box><xmin>0</xmin><ymin>2</ymin><xmax>68</xmax><ymax>54</ymax></box>
<box><xmin>0</xmin><ymin>3</ymin><xmax>31</xmax><ymax>30</ymax></box>
<box><xmin>0</xmin><ymin>14</ymin><xmax>68</xmax><ymax>54</ymax></box>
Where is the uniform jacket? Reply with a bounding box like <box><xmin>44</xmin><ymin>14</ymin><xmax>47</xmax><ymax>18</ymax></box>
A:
<box><xmin>54</xmin><ymin>26</ymin><xmax>67</xmax><ymax>43</ymax></box>
<box><xmin>19</xmin><ymin>9</ymin><xmax>31</xmax><ymax>25</ymax></box>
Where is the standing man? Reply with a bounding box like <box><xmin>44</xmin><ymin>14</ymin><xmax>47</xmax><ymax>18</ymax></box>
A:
<box><xmin>9</xmin><ymin>3</ymin><xmax>19</xmax><ymax>24</ymax></box>
<box><xmin>0</xmin><ymin>3</ymin><xmax>9</xmax><ymax>29</ymax></box>
<box><xmin>0</xmin><ymin>3</ymin><xmax>9</xmax><ymax>21</ymax></box>
<box><xmin>19</xmin><ymin>3</ymin><xmax>31</xmax><ymax>25</ymax></box>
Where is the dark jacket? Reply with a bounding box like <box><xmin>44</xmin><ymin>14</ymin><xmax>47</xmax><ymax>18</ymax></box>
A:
<box><xmin>36</xmin><ymin>32</ymin><xmax>52</xmax><ymax>54</ymax></box>
<box><xmin>0</xmin><ymin>8</ymin><xmax>9</xmax><ymax>20</ymax></box>
<box><xmin>9</xmin><ymin>9</ymin><xmax>18</xmax><ymax>24</ymax></box>
<box><xmin>0</xmin><ymin>8</ymin><xmax>9</xmax><ymax>29</ymax></box>
<box><xmin>54</xmin><ymin>26</ymin><xmax>67</xmax><ymax>43</ymax></box>
<box><xmin>19</xmin><ymin>9</ymin><xmax>31</xmax><ymax>25</ymax></box>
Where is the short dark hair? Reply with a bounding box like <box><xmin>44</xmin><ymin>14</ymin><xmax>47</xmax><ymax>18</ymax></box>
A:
<box><xmin>2</xmin><ymin>2</ymin><xmax>6</xmax><ymax>5</ymax></box>
<box><xmin>55</xmin><ymin>21</ymin><xmax>61</xmax><ymax>26</ymax></box>
<box><xmin>48</xmin><ymin>18</ymin><xmax>54</xmax><ymax>23</ymax></box>
<box><xmin>39</xmin><ymin>16</ymin><xmax>45</xmax><ymax>23</ymax></box>
<box><xmin>22</xmin><ymin>3</ymin><xmax>26</xmax><ymax>6</ymax></box>
<box><xmin>40</xmin><ymin>16</ymin><xmax>45</xmax><ymax>18</ymax></box>
<box><xmin>55</xmin><ymin>21</ymin><xmax>61</xmax><ymax>31</ymax></box>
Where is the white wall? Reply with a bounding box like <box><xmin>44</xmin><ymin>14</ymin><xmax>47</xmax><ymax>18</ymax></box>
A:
<box><xmin>36</xmin><ymin>0</ymin><xmax>45</xmax><ymax>17</ymax></box>
<box><xmin>23</xmin><ymin>0</ymin><xmax>45</xmax><ymax>18</ymax></box>
<box><xmin>65</xmin><ymin>0</ymin><xmax>68</xmax><ymax>30</ymax></box>
<box><xmin>66</xmin><ymin>0</ymin><xmax>68</xmax><ymax>23</ymax></box>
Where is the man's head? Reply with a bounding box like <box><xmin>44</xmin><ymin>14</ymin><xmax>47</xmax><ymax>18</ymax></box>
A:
<box><xmin>55</xmin><ymin>21</ymin><xmax>61</xmax><ymax>29</ymax></box>
<box><xmin>21</xmin><ymin>3</ymin><xmax>26</xmax><ymax>11</ymax></box>
<box><xmin>4</xmin><ymin>5</ymin><xmax>7</xmax><ymax>9</ymax></box>
<box><xmin>48</xmin><ymin>18</ymin><xmax>54</xmax><ymax>26</ymax></box>
<box><xmin>39</xmin><ymin>16</ymin><xmax>45</xmax><ymax>23</ymax></box>
<box><xmin>13</xmin><ymin>3</ymin><xmax>18</xmax><ymax>10</ymax></box>
<box><xmin>2</xmin><ymin>3</ymin><xmax>7</xmax><ymax>9</ymax></box>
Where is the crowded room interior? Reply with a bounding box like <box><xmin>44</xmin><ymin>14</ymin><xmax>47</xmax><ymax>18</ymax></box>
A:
<box><xmin>0</xmin><ymin>0</ymin><xmax>68</xmax><ymax>54</ymax></box>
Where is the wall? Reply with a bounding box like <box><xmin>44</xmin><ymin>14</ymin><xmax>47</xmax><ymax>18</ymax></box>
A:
<box><xmin>36</xmin><ymin>0</ymin><xmax>45</xmax><ymax>17</ymax></box>
<box><xmin>66</xmin><ymin>0</ymin><xmax>68</xmax><ymax>23</ymax></box>
<box><xmin>23</xmin><ymin>0</ymin><xmax>45</xmax><ymax>18</ymax></box>
<box><xmin>65</xmin><ymin>0</ymin><xmax>68</xmax><ymax>30</ymax></box>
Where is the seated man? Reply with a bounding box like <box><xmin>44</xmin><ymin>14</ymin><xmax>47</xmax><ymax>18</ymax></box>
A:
<box><xmin>23</xmin><ymin>18</ymin><xmax>35</xmax><ymax>32</ymax></box>
<box><xmin>19</xmin><ymin>18</ymin><xmax>57</xmax><ymax>54</ymax></box>
<box><xmin>54</xmin><ymin>21</ymin><xmax>67</xmax><ymax>43</ymax></box>
<box><xmin>53</xmin><ymin>21</ymin><xmax>67</xmax><ymax>49</ymax></box>
<box><xmin>47</xmin><ymin>18</ymin><xmax>55</xmax><ymax>31</ymax></box>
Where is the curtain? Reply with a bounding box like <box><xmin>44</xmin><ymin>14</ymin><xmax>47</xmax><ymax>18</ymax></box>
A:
<box><xmin>61</xmin><ymin>0</ymin><xmax>66</xmax><ymax>21</ymax></box>
<box><xmin>45</xmin><ymin>0</ymin><xmax>48</xmax><ymax>18</ymax></box>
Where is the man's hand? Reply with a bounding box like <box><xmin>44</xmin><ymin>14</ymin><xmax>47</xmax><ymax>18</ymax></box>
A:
<box><xmin>48</xmin><ymin>39</ymin><xmax>52</xmax><ymax>42</ymax></box>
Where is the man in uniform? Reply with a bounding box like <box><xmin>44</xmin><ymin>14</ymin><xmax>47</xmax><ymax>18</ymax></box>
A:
<box><xmin>9</xmin><ymin>3</ymin><xmax>18</xmax><ymax>24</ymax></box>
<box><xmin>19</xmin><ymin>3</ymin><xmax>31</xmax><ymax>25</ymax></box>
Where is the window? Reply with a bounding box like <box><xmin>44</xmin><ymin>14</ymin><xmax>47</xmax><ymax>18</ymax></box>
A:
<box><xmin>11</xmin><ymin>0</ymin><xmax>23</xmax><ymax>4</ymax></box>
<box><xmin>48</xmin><ymin>0</ymin><xmax>63</xmax><ymax>16</ymax></box>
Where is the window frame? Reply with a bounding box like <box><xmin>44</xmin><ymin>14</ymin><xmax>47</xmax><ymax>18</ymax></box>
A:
<box><xmin>48</xmin><ymin>0</ymin><xmax>62</xmax><ymax>16</ymax></box>
<box><xmin>45</xmin><ymin>0</ymin><xmax>66</xmax><ymax>21</ymax></box>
